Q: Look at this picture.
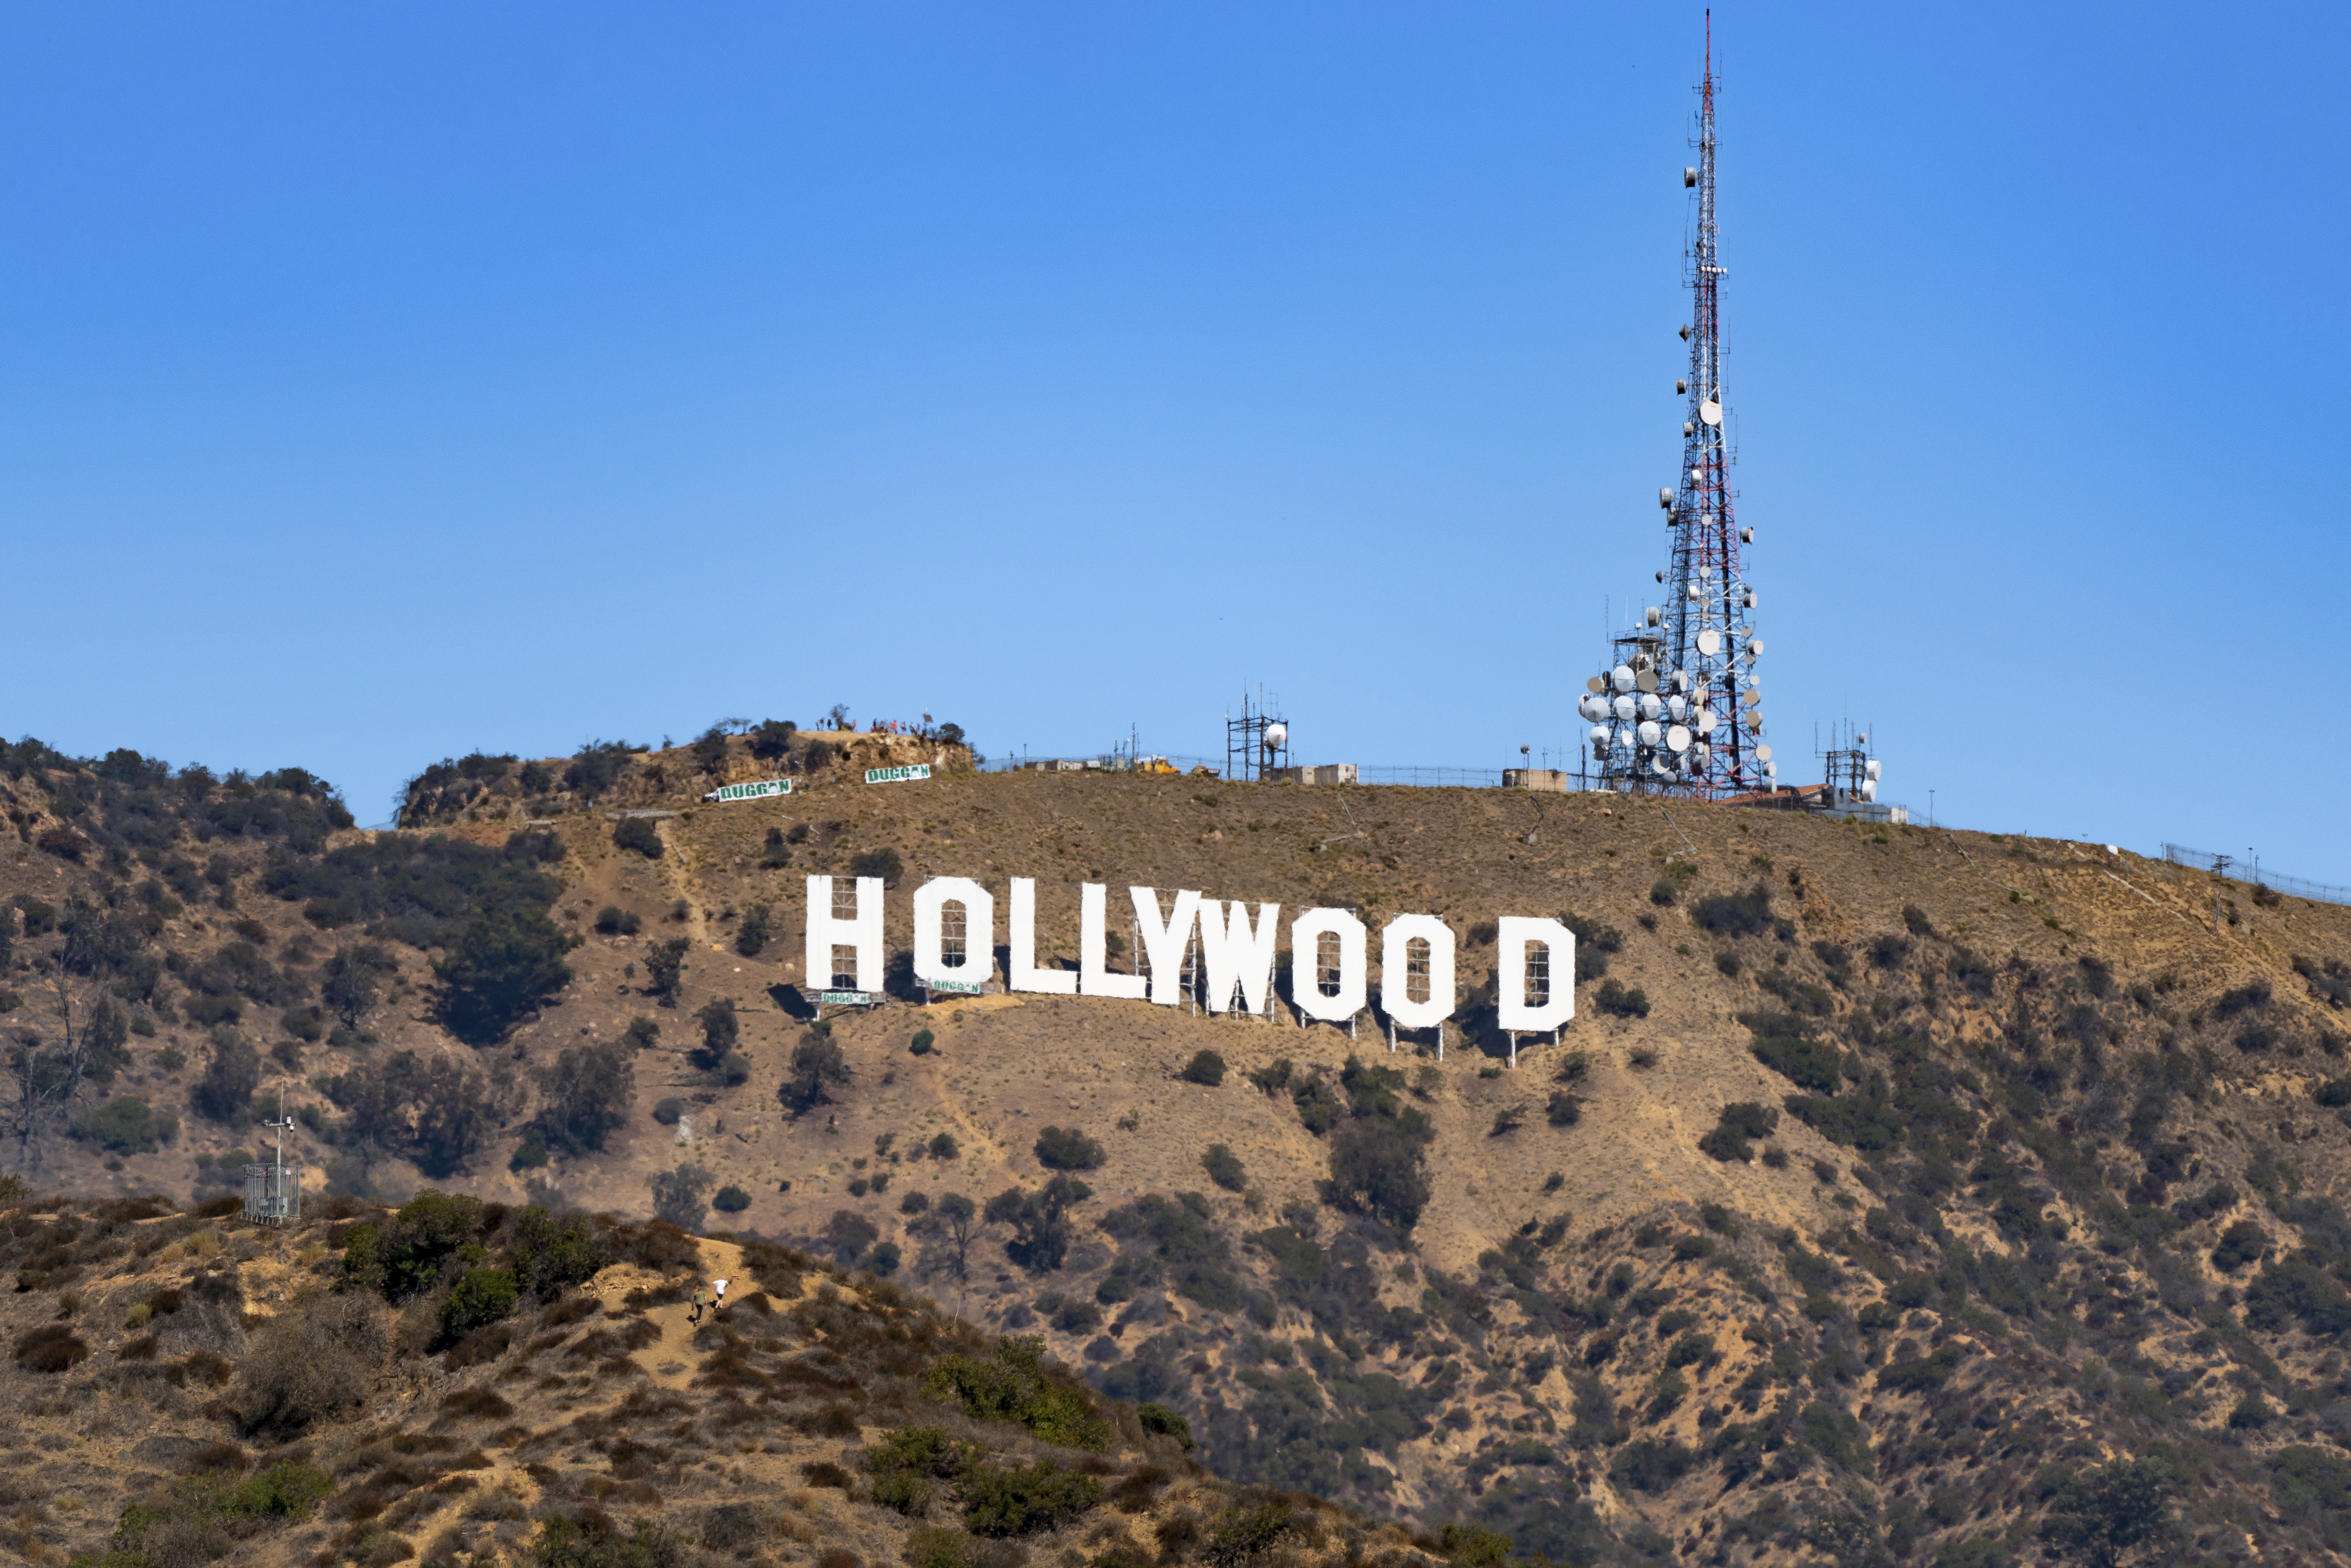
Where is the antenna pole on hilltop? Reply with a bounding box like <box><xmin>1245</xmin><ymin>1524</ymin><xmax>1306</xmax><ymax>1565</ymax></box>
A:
<box><xmin>1577</xmin><ymin>16</ymin><xmax>1771</xmax><ymax>802</ymax></box>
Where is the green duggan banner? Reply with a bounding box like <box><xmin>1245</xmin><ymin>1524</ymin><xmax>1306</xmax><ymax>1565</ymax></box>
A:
<box><xmin>865</xmin><ymin>764</ymin><xmax>932</xmax><ymax>785</ymax></box>
<box><xmin>705</xmin><ymin>778</ymin><xmax>793</xmax><ymax>803</ymax></box>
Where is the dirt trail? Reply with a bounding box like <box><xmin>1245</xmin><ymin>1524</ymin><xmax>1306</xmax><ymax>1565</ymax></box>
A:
<box><xmin>628</xmin><ymin>1236</ymin><xmax>746</xmax><ymax>1388</ymax></box>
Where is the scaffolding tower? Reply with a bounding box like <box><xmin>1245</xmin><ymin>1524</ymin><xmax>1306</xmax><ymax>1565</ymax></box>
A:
<box><xmin>1224</xmin><ymin>689</ymin><xmax>1289</xmax><ymax>783</ymax></box>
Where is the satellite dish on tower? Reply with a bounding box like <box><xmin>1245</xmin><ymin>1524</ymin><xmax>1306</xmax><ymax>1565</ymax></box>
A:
<box><xmin>1756</xmin><ymin>744</ymin><xmax>1773</xmax><ymax>763</ymax></box>
<box><xmin>1264</xmin><ymin>722</ymin><xmax>1287</xmax><ymax>751</ymax></box>
<box><xmin>1635</xmin><ymin>670</ymin><xmax>1659</xmax><ymax>694</ymax></box>
<box><xmin>1586</xmin><ymin>676</ymin><xmax>1605</xmax><ymax>695</ymax></box>
<box><xmin>1700</xmin><ymin>399</ymin><xmax>1722</xmax><ymax>427</ymax></box>
<box><xmin>1696</xmin><ymin>630</ymin><xmax>1721</xmax><ymax>656</ymax></box>
<box><xmin>1666</xmin><ymin>725</ymin><xmax>1691</xmax><ymax>754</ymax></box>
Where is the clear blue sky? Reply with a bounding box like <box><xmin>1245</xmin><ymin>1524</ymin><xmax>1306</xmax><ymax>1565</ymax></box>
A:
<box><xmin>5</xmin><ymin>5</ymin><xmax>2345</xmax><ymax>882</ymax></box>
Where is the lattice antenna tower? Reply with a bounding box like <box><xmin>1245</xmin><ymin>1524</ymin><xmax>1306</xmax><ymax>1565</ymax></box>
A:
<box><xmin>1225</xmin><ymin>687</ymin><xmax>1289</xmax><ymax>783</ymax></box>
<box><xmin>1578</xmin><ymin>16</ymin><xmax>1775</xmax><ymax>798</ymax></box>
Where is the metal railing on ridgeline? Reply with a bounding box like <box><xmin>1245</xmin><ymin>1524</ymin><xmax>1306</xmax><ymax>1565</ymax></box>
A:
<box><xmin>2162</xmin><ymin>843</ymin><xmax>2351</xmax><ymax>908</ymax></box>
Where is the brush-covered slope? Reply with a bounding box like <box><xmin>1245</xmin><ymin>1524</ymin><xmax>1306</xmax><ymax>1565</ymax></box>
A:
<box><xmin>8</xmin><ymin>733</ymin><xmax>2351</xmax><ymax>1566</ymax></box>
<box><xmin>0</xmin><ymin>1193</ymin><xmax>1417</xmax><ymax>1568</ymax></box>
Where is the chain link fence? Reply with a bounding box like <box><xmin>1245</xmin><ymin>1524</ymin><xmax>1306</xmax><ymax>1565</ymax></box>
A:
<box><xmin>2162</xmin><ymin>843</ymin><xmax>2351</xmax><ymax>908</ymax></box>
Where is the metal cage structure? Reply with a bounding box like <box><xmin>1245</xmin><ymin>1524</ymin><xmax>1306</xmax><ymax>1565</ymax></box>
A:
<box><xmin>242</xmin><ymin>1161</ymin><xmax>302</xmax><ymax>1225</ymax></box>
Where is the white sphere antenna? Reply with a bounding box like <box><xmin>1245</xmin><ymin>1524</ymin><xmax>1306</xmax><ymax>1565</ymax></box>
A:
<box><xmin>1264</xmin><ymin>722</ymin><xmax>1288</xmax><ymax>752</ymax></box>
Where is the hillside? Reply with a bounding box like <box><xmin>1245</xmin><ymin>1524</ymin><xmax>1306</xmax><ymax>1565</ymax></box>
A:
<box><xmin>6</xmin><ymin>730</ymin><xmax>2351</xmax><ymax>1567</ymax></box>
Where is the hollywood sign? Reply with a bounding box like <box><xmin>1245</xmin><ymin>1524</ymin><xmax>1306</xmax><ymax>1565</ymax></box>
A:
<box><xmin>803</xmin><ymin>875</ymin><xmax>1575</xmax><ymax>1032</ymax></box>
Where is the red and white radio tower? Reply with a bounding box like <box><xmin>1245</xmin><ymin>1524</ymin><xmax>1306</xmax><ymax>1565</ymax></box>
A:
<box><xmin>1579</xmin><ymin>16</ymin><xmax>1775</xmax><ymax>799</ymax></box>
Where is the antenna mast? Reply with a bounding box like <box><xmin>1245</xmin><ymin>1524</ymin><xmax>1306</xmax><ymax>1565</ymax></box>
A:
<box><xmin>1578</xmin><ymin>15</ymin><xmax>1773</xmax><ymax>799</ymax></box>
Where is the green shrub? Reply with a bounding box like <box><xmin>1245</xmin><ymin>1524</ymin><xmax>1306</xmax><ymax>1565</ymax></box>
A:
<box><xmin>1609</xmin><ymin>1437</ymin><xmax>1694</xmax><ymax>1494</ymax></box>
<box><xmin>921</xmin><ymin>1337</ymin><xmax>1112</xmax><ymax>1450</ymax></box>
<box><xmin>508</xmin><ymin>1128</ymin><xmax>550</xmax><ymax>1171</ymax></box>
<box><xmin>530</xmin><ymin>1512</ymin><xmax>688</xmax><ymax>1568</ymax></box>
<box><xmin>1138</xmin><ymin>1402</ymin><xmax>1195</xmax><ymax>1450</ymax></box>
<box><xmin>929</xmin><ymin>1131</ymin><xmax>961</xmax><ymax>1160</ymax></box>
<box><xmin>344</xmin><ymin>1190</ymin><xmax>487</xmax><ymax>1301</ymax></box>
<box><xmin>1034</xmin><ymin>1126</ymin><xmax>1105</xmax><ymax>1171</ymax></box>
<box><xmin>960</xmin><ymin>1459</ymin><xmax>1102</xmax><ymax>1537</ymax></box>
<box><xmin>1745</xmin><ymin>1013</ymin><xmax>1844</xmax><ymax>1092</ymax></box>
<box><xmin>1699</xmin><ymin>1102</ymin><xmax>1779</xmax><ymax>1163</ymax></box>
<box><xmin>779</xmin><ymin>1031</ymin><xmax>850</xmax><ymax>1117</ymax></box>
<box><xmin>733</xmin><ymin>902</ymin><xmax>772</xmax><ymax>958</ymax></box>
<box><xmin>1594</xmin><ymin>980</ymin><xmax>1651</xmax><ymax>1019</ymax></box>
<box><xmin>910</xmin><ymin>1028</ymin><xmax>936</xmax><ymax>1055</ymax></box>
<box><xmin>902</xmin><ymin>1529</ymin><xmax>986</xmax><ymax>1568</ymax></box>
<box><xmin>849</xmin><ymin>847</ymin><xmax>904</xmax><ymax>887</ymax></box>
<box><xmin>2212</xmin><ymin>1220</ymin><xmax>2268</xmax><ymax>1273</ymax></box>
<box><xmin>438</xmin><ymin>1267</ymin><xmax>520</xmax><ymax>1340</ymax></box>
<box><xmin>1202</xmin><ymin>1144</ymin><xmax>1246</xmax><ymax>1192</ymax></box>
<box><xmin>643</xmin><ymin>938</ymin><xmax>689</xmax><ymax>1003</ymax></box>
<box><xmin>1693</xmin><ymin>885</ymin><xmax>1772</xmax><ymax>937</ymax></box>
<box><xmin>191</xmin><ymin>1030</ymin><xmax>260</xmax><ymax>1123</ymax></box>
<box><xmin>103</xmin><ymin>1458</ymin><xmax>335</xmax><ymax>1568</ymax></box>
<box><xmin>533</xmin><ymin>1039</ymin><xmax>635</xmax><ymax>1156</ymax></box>
<box><xmin>653</xmin><ymin>1098</ymin><xmax>685</xmax><ymax>1126</ymax></box>
<box><xmin>868</xmin><ymin>1426</ymin><xmax>964</xmax><ymax>1515</ymax></box>
<box><xmin>1204</xmin><ymin>1502</ymin><xmax>1294</xmax><ymax>1566</ymax></box>
<box><xmin>78</xmin><ymin>1095</ymin><xmax>177</xmax><ymax>1154</ymax></box>
<box><xmin>712</xmin><ymin>1185</ymin><xmax>750</xmax><ymax>1214</ymax></box>
<box><xmin>2038</xmin><ymin>1459</ymin><xmax>2174</xmax><ymax>1568</ymax></box>
<box><xmin>1437</xmin><ymin>1523</ymin><xmax>1512</xmax><ymax>1568</ymax></box>
<box><xmin>613</xmin><ymin>817</ymin><xmax>663</xmax><ymax>859</ymax></box>
<box><xmin>1785</xmin><ymin>1092</ymin><xmax>1906</xmax><ymax>1152</ymax></box>
<box><xmin>759</xmin><ymin>826</ymin><xmax>792</xmax><ymax>869</ymax></box>
<box><xmin>594</xmin><ymin>906</ymin><xmax>641</xmax><ymax>936</ymax></box>
<box><xmin>747</xmin><ymin>719</ymin><xmax>797</xmax><ymax>761</ymax></box>
<box><xmin>1328</xmin><ymin>1114</ymin><xmax>1433</xmax><ymax>1232</ymax></box>
<box><xmin>1291</xmin><ymin>1072</ymin><xmax>1343</xmax><ymax>1134</ymax></box>
<box><xmin>512</xmin><ymin>1205</ymin><xmax>605</xmax><ymax>1302</ymax></box>
<box><xmin>1177</xmin><ymin>1050</ymin><xmax>1227</xmax><ymax>1086</ymax></box>
<box><xmin>265</xmin><ymin>828</ymin><xmax>560</xmax><ymax>947</ymax></box>
<box><xmin>649</xmin><ymin>1163</ymin><xmax>714</xmax><ymax>1233</ymax></box>
<box><xmin>434</xmin><ymin>906</ymin><xmax>578</xmax><ymax>1045</ymax></box>
<box><xmin>692</xmin><ymin>998</ymin><xmax>739</xmax><ymax>1068</ymax></box>
<box><xmin>985</xmin><ymin>1175</ymin><xmax>1092</xmax><ymax>1272</ymax></box>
